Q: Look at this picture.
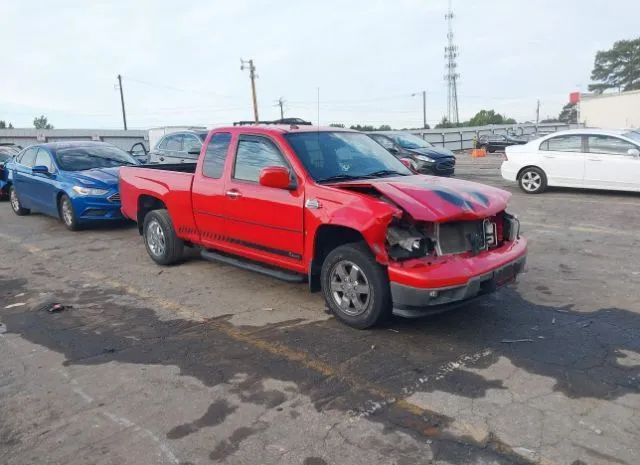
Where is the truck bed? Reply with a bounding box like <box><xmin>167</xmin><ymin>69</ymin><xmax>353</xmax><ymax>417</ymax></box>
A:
<box><xmin>136</xmin><ymin>162</ymin><xmax>198</xmax><ymax>173</ymax></box>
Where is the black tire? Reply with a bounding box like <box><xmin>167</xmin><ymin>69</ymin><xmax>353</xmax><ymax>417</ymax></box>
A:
<box><xmin>487</xmin><ymin>146</ymin><xmax>495</xmax><ymax>153</ymax></box>
<box><xmin>9</xmin><ymin>185</ymin><xmax>30</xmax><ymax>216</ymax></box>
<box><xmin>59</xmin><ymin>194</ymin><xmax>80</xmax><ymax>231</ymax></box>
<box><xmin>143</xmin><ymin>209</ymin><xmax>184</xmax><ymax>265</ymax></box>
<box><xmin>320</xmin><ymin>242</ymin><xmax>391</xmax><ymax>329</ymax></box>
<box><xmin>518</xmin><ymin>166</ymin><xmax>547</xmax><ymax>194</ymax></box>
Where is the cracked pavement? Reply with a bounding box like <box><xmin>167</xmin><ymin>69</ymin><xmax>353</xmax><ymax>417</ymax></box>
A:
<box><xmin>1</xmin><ymin>154</ymin><xmax>639</xmax><ymax>464</ymax></box>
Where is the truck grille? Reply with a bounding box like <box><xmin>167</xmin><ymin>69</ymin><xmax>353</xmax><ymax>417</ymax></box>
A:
<box><xmin>435</xmin><ymin>158</ymin><xmax>455</xmax><ymax>172</ymax></box>
<box><xmin>436</xmin><ymin>220</ymin><xmax>485</xmax><ymax>255</ymax></box>
<box><xmin>108</xmin><ymin>192</ymin><xmax>120</xmax><ymax>203</ymax></box>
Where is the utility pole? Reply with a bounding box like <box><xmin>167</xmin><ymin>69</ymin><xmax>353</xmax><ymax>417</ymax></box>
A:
<box><xmin>536</xmin><ymin>99</ymin><xmax>540</xmax><ymax>125</ymax></box>
<box><xmin>117</xmin><ymin>74</ymin><xmax>127</xmax><ymax>130</ymax></box>
<box><xmin>275</xmin><ymin>97</ymin><xmax>285</xmax><ymax>119</ymax></box>
<box><xmin>412</xmin><ymin>91</ymin><xmax>427</xmax><ymax>129</ymax></box>
<box><xmin>240</xmin><ymin>59</ymin><xmax>259</xmax><ymax>123</ymax></box>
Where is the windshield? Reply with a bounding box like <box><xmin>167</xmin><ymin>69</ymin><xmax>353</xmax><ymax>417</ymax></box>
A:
<box><xmin>285</xmin><ymin>132</ymin><xmax>412</xmax><ymax>182</ymax></box>
<box><xmin>54</xmin><ymin>145</ymin><xmax>138</xmax><ymax>171</ymax></box>
<box><xmin>623</xmin><ymin>131</ymin><xmax>640</xmax><ymax>144</ymax></box>
<box><xmin>387</xmin><ymin>133</ymin><xmax>433</xmax><ymax>149</ymax></box>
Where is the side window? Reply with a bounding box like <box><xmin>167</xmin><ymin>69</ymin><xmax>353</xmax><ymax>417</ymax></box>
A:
<box><xmin>202</xmin><ymin>133</ymin><xmax>232</xmax><ymax>179</ymax></box>
<box><xmin>19</xmin><ymin>147</ymin><xmax>38</xmax><ymax>167</ymax></box>
<box><xmin>183</xmin><ymin>135</ymin><xmax>202</xmax><ymax>158</ymax></box>
<box><xmin>545</xmin><ymin>135</ymin><xmax>583</xmax><ymax>153</ymax></box>
<box><xmin>34</xmin><ymin>148</ymin><xmax>54</xmax><ymax>172</ymax></box>
<box><xmin>539</xmin><ymin>140</ymin><xmax>549</xmax><ymax>151</ymax></box>
<box><xmin>374</xmin><ymin>136</ymin><xmax>395</xmax><ymax>150</ymax></box>
<box><xmin>233</xmin><ymin>135</ymin><xmax>288</xmax><ymax>182</ymax></box>
<box><xmin>587</xmin><ymin>135</ymin><xmax>636</xmax><ymax>155</ymax></box>
<box><xmin>157</xmin><ymin>137</ymin><xmax>168</xmax><ymax>150</ymax></box>
<box><xmin>165</xmin><ymin>134</ymin><xmax>183</xmax><ymax>151</ymax></box>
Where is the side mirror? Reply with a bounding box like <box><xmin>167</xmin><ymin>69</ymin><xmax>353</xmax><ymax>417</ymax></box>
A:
<box><xmin>187</xmin><ymin>147</ymin><xmax>201</xmax><ymax>156</ymax></box>
<box><xmin>32</xmin><ymin>165</ymin><xmax>51</xmax><ymax>175</ymax></box>
<box><xmin>627</xmin><ymin>148</ymin><xmax>640</xmax><ymax>157</ymax></box>
<box><xmin>259</xmin><ymin>166</ymin><xmax>292</xmax><ymax>189</ymax></box>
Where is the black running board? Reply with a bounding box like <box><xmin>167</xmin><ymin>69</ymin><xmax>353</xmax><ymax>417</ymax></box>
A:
<box><xmin>201</xmin><ymin>249</ymin><xmax>306</xmax><ymax>283</ymax></box>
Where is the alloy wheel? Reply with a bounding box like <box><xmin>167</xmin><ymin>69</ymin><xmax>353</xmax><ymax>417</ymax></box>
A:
<box><xmin>521</xmin><ymin>171</ymin><xmax>542</xmax><ymax>192</ymax></box>
<box><xmin>329</xmin><ymin>260</ymin><xmax>371</xmax><ymax>316</ymax></box>
<box><xmin>147</xmin><ymin>219</ymin><xmax>166</xmax><ymax>257</ymax></box>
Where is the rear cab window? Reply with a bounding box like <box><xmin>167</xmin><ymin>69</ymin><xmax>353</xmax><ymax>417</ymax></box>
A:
<box><xmin>202</xmin><ymin>133</ymin><xmax>232</xmax><ymax>179</ymax></box>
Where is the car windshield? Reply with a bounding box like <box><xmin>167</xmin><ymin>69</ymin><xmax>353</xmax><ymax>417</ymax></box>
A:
<box><xmin>54</xmin><ymin>145</ymin><xmax>138</xmax><ymax>171</ymax></box>
<box><xmin>387</xmin><ymin>133</ymin><xmax>433</xmax><ymax>149</ymax></box>
<box><xmin>622</xmin><ymin>131</ymin><xmax>640</xmax><ymax>144</ymax></box>
<box><xmin>285</xmin><ymin>131</ymin><xmax>412</xmax><ymax>182</ymax></box>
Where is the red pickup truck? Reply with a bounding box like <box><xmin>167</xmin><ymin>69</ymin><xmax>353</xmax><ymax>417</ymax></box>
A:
<box><xmin>120</xmin><ymin>125</ymin><xmax>526</xmax><ymax>329</ymax></box>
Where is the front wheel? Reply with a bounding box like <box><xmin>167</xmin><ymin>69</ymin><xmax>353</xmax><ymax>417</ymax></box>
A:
<box><xmin>143</xmin><ymin>209</ymin><xmax>184</xmax><ymax>265</ymax></box>
<box><xmin>59</xmin><ymin>194</ymin><xmax>80</xmax><ymax>231</ymax></box>
<box><xmin>518</xmin><ymin>167</ymin><xmax>547</xmax><ymax>194</ymax></box>
<box><xmin>320</xmin><ymin>242</ymin><xmax>391</xmax><ymax>329</ymax></box>
<box><xmin>9</xmin><ymin>186</ymin><xmax>30</xmax><ymax>216</ymax></box>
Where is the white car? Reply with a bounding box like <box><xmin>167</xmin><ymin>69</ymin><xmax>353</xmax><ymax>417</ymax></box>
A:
<box><xmin>501</xmin><ymin>128</ymin><xmax>640</xmax><ymax>194</ymax></box>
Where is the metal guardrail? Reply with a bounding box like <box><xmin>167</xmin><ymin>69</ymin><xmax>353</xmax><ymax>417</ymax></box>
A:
<box><xmin>409</xmin><ymin>123</ymin><xmax>582</xmax><ymax>151</ymax></box>
<box><xmin>0</xmin><ymin>129</ymin><xmax>148</xmax><ymax>152</ymax></box>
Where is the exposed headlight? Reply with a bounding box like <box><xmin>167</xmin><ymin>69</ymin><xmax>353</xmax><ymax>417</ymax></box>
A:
<box><xmin>72</xmin><ymin>186</ymin><xmax>109</xmax><ymax>196</ymax></box>
<box><xmin>415</xmin><ymin>155</ymin><xmax>436</xmax><ymax>163</ymax></box>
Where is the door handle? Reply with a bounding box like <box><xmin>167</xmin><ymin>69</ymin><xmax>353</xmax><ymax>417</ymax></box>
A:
<box><xmin>225</xmin><ymin>189</ymin><xmax>242</xmax><ymax>199</ymax></box>
<box><xmin>587</xmin><ymin>158</ymin><xmax>602</xmax><ymax>162</ymax></box>
<box><xmin>159</xmin><ymin>157</ymin><xmax>165</xmax><ymax>161</ymax></box>
<box><xmin>543</xmin><ymin>155</ymin><xmax>556</xmax><ymax>159</ymax></box>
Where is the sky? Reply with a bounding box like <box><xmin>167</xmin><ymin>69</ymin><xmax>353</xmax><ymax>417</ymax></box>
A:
<box><xmin>1</xmin><ymin>0</ymin><xmax>638</xmax><ymax>130</ymax></box>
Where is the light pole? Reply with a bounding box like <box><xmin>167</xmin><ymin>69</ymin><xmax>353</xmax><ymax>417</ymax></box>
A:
<box><xmin>412</xmin><ymin>91</ymin><xmax>427</xmax><ymax>129</ymax></box>
<box><xmin>241</xmin><ymin>59</ymin><xmax>259</xmax><ymax>123</ymax></box>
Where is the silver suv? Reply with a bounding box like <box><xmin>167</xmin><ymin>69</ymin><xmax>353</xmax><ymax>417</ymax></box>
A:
<box><xmin>148</xmin><ymin>130</ymin><xmax>208</xmax><ymax>164</ymax></box>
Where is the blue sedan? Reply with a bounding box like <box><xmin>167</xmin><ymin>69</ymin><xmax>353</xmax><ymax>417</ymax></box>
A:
<box><xmin>6</xmin><ymin>141</ymin><xmax>139</xmax><ymax>230</ymax></box>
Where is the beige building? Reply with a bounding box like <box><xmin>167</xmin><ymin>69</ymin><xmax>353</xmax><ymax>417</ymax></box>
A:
<box><xmin>580</xmin><ymin>89</ymin><xmax>640</xmax><ymax>129</ymax></box>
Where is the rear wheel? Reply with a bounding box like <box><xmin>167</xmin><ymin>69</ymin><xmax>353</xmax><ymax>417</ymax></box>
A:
<box><xmin>143</xmin><ymin>209</ymin><xmax>184</xmax><ymax>265</ymax></box>
<box><xmin>518</xmin><ymin>167</ymin><xmax>547</xmax><ymax>194</ymax></box>
<box><xmin>59</xmin><ymin>194</ymin><xmax>80</xmax><ymax>231</ymax></box>
<box><xmin>321</xmin><ymin>242</ymin><xmax>391</xmax><ymax>329</ymax></box>
<box><xmin>9</xmin><ymin>186</ymin><xmax>30</xmax><ymax>216</ymax></box>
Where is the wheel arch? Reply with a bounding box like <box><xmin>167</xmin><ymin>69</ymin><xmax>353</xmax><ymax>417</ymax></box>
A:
<box><xmin>516</xmin><ymin>164</ymin><xmax>546</xmax><ymax>180</ymax></box>
<box><xmin>137</xmin><ymin>195</ymin><xmax>167</xmax><ymax>234</ymax></box>
<box><xmin>309</xmin><ymin>224</ymin><xmax>369</xmax><ymax>292</ymax></box>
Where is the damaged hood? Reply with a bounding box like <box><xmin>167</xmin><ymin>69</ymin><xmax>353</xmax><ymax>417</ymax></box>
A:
<box><xmin>332</xmin><ymin>175</ymin><xmax>511</xmax><ymax>222</ymax></box>
<box><xmin>70</xmin><ymin>167</ymin><xmax>121</xmax><ymax>188</ymax></box>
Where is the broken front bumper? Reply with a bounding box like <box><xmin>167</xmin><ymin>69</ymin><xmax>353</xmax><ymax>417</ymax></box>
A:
<box><xmin>388</xmin><ymin>239</ymin><xmax>527</xmax><ymax>318</ymax></box>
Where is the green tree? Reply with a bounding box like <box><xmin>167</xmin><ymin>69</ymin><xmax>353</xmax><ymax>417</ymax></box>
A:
<box><xmin>589</xmin><ymin>37</ymin><xmax>640</xmax><ymax>93</ymax></box>
<box><xmin>349</xmin><ymin>124</ymin><xmax>376</xmax><ymax>132</ymax></box>
<box><xmin>0</xmin><ymin>120</ymin><xmax>14</xmax><ymax>129</ymax></box>
<box><xmin>557</xmin><ymin>103</ymin><xmax>577</xmax><ymax>124</ymax></box>
<box><xmin>435</xmin><ymin>117</ymin><xmax>459</xmax><ymax>129</ymax></box>
<box><xmin>33</xmin><ymin>115</ymin><xmax>54</xmax><ymax>129</ymax></box>
<box><xmin>377</xmin><ymin>124</ymin><xmax>392</xmax><ymax>131</ymax></box>
<box><xmin>329</xmin><ymin>123</ymin><xmax>345</xmax><ymax>128</ymax></box>
<box><xmin>467</xmin><ymin>109</ymin><xmax>516</xmax><ymax>127</ymax></box>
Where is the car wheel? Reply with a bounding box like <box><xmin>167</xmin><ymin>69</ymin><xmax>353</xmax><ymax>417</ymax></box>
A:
<box><xmin>9</xmin><ymin>185</ymin><xmax>30</xmax><ymax>216</ymax></box>
<box><xmin>519</xmin><ymin>167</ymin><xmax>547</xmax><ymax>194</ymax></box>
<box><xmin>143</xmin><ymin>209</ymin><xmax>184</xmax><ymax>265</ymax></box>
<box><xmin>59</xmin><ymin>194</ymin><xmax>80</xmax><ymax>231</ymax></box>
<box><xmin>321</xmin><ymin>242</ymin><xmax>391</xmax><ymax>329</ymax></box>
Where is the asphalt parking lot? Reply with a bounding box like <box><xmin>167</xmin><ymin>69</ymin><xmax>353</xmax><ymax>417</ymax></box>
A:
<box><xmin>1</xmin><ymin>154</ymin><xmax>639</xmax><ymax>465</ymax></box>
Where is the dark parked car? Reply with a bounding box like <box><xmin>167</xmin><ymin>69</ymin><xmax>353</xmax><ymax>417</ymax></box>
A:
<box><xmin>367</xmin><ymin>132</ymin><xmax>456</xmax><ymax>176</ymax></box>
<box><xmin>0</xmin><ymin>150</ymin><xmax>14</xmax><ymax>199</ymax></box>
<box><xmin>148</xmin><ymin>130</ymin><xmax>208</xmax><ymax>164</ymax></box>
<box><xmin>475</xmin><ymin>134</ymin><xmax>527</xmax><ymax>152</ymax></box>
